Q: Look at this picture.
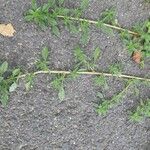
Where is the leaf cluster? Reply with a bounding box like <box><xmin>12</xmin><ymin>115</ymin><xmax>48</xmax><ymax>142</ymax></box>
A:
<box><xmin>97</xmin><ymin>8</ymin><xmax>116</xmax><ymax>35</ymax></box>
<box><xmin>96</xmin><ymin>80</ymin><xmax>133</xmax><ymax>115</ymax></box>
<box><xmin>121</xmin><ymin>20</ymin><xmax>150</xmax><ymax>59</ymax></box>
<box><xmin>51</xmin><ymin>74</ymin><xmax>65</xmax><ymax>101</ymax></box>
<box><xmin>130</xmin><ymin>99</ymin><xmax>150</xmax><ymax>122</ymax></box>
<box><xmin>36</xmin><ymin>47</ymin><xmax>49</xmax><ymax>71</ymax></box>
<box><xmin>74</xmin><ymin>46</ymin><xmax>101</xmax><ymax>71</ymax></box>
<box><xmin>93</xmin><ymin>75</ymin><xmax>109</xmax><ymax>90</ymax></box>
<box><xmin>109</xmin><ymin>63</ymin><xmax>122</xmax><ymax>75</ymax></box>
<box><xmin>25</xmin><ymin>0</ymin><xmax>89</xmax><ymax>37</ymax></box>
<box><xmin>0</xmin><ymin>62</ymin><xmax>21</xmax><ymax>106</ymax></box>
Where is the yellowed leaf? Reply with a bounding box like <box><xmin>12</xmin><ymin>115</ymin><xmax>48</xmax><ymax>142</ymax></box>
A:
<box><xmin>0</xmin><ymin>23</ymin><xmax>15</xmax><ymax>37</ymax></box>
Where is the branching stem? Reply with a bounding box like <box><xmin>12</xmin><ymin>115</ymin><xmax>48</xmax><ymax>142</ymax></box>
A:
<box><xmin>18</xmin><ymin>70</ymin><xmax>150</xmax><ymax>82</ymax></box>
<box><xmin>57</xmin><ymin>15</ymin><xmax>139</xmax><ymax>36</ymax></box>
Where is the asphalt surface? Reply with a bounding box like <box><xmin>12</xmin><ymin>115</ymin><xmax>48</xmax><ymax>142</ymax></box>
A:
<box><xmin>0</xmin><ymin>0</ymin><xmax>150</xmax><ymax>150</ymax></box>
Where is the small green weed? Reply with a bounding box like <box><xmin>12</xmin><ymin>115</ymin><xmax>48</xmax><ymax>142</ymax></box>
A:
<box><xmin>121</xmin><ymin>20</ymin><xmax>150</xmax><ymax>60</ymax></box>
<box><xmin>96</xmin><ymin>80</ymin><xmax>133</xmax><ymax>115</ymax></box>
<box><xmin>93</xmin><ymin>75</ymin><xmax>109</xmax><ymax>90</ymax></box>
<box><xmin>0</xmin><ymin>62</ymin><xmax>21</xmax><ymax>106</ymax></box>
<box><xmin>25</xmin><ymin>0</ymin><xmax>89</xmax><ymax>42</ymax></box>
<box><xmin>130</xmin><ymin>99</ymin><xmax>150</xmax><ymax>122</ymax></box>
<box><xmin>109</xmin><ymin>63</ymin><xmax>122</xmax><ymax>75</ymax></box>
<box><xmin>25</xmin><ymin>1</ymin><xmax>119</xmax><ymax>44</ymax></box>
<box><xmin>74</xmin><ymin>46</ymin><xmax>101</xmax><ymax>70</ymax></box>
<box><xmin>51</xmin><ymin>74</ymin><xmax>65</xmax><ymax>101</ymax></box>
<box><xmin>36</xmin><ymin>47</ymin><xmax>49</xmax><ymax>71</ymax></box>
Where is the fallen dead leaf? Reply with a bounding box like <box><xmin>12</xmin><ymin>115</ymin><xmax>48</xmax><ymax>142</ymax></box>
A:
<box><xmin>132</xmin><ymin>51</ymin><xmax>142</xmax><ymax>64</ymax></box>
<box><xmin>0</xmin><ymin>23</ymin><xmax>15</xmax><ymax>37</ymax></box>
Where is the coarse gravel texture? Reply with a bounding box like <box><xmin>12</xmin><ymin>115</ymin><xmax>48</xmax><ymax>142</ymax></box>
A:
<box><xmin>0</xmin><ymin>0</ymin><xmax>150</xmax><ymax>150</ymax></box>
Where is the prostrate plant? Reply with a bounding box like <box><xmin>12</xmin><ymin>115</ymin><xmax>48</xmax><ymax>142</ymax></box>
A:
<box><xmin>25</xmin><ymin>0</ymin><xmax>139</xmax><ymax>45</ymax></box>
<box><xmin>95</xmin><ymin>78</ymin><xmax>150</xmax><ymax>121</ymax></box>
<box><xmin>25</xmin><ymin>0</ymin><xmax>150</xmax><ymax>63</ymax></box>
<box><xmin>25</xmin><ymin>0</ymin><xmax>90</xmax><ymax>44</ymax></box>
<box><xmin>0</xmin><ymin>47</ymin><xmax>149</xmax><ymax>121</ymax></box>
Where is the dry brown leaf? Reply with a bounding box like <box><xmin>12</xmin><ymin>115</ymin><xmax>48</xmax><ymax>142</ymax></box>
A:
<box><xmin>0</xmin><ymin>23</ymin><xmax>15</xmax><ymax>37</ymax></box>
<box><xmin>132</xmin><ymin>51</ymin><xmax>142</xmax><ymax>64</ymax></box>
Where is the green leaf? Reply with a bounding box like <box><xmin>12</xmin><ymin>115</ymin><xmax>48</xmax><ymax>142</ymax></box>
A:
<box><xmin>36</xmin><ymin>61</ymin><xmax>49</xmax><ymax>71</ymax></box>
<box><xmin>24</xmin><ymin>15</ymin><xmax>34</xmax><ymax>21</ymax></box>
<box><xmin>0</xmin><ymin>61</ymin><xmax>8</xmax><ymax>75</ymax></box>
<box><xmin>93</xmin><ymin>75</ymin><xmax>107</xmax><ymax>87</ymax></box>
<box><xmin>31</xmin><ymin>0</ymin><xmax>37</xmax><ymax>10</ymax></box>
<box><xmin>48</xmin><ymin>18</ymin><xmax>57</xmax><ymax>27</ymax></box>
<box><xmin>42</xmin><ymin>47</ymin><xmax>49</xmax><ymax>61</ymax></box>
<box><xmin>1</xmin><ymin>92</ymin><xmax>9</xmax><ymax>107</ymax></box>
<box><xmin>97</xmin><ymin>101</ymin><xmax>110</xmax><ymax>115</ymax></box>
<box><xmin>93</xmin><ymin>47</ymin><xmax>101</xmax><ymax>62</ymax></box>
<box><xmin>74</xmin><ymin>47</ymin><xmax>87</xmax><ymax>64</ymax></box>
<box><xmin>25</xmin><ymin>73</ymin><xmax>35</xmax><ymax>91</ymax></box>
<box><xmin>109</xmin><ymin>64</ymin><xmax>122</xmax><ymax>75</ymax></box>
<box><xmin>52</xmin><ymin>26</ymin><xmax>60</xmax><ymax>36</ymax></box>
<box><xmin>12</xmin><ymin>69</ymin><xmax>21</xmax><ymax>77</ymax></box>
<box><xmin>9</xmin><ymin>82</ymin><xmax>18</xmax><ymax>92</ymax></box>
<box><xmin>58</xmin><ymin>86</ymin><xmax>65</xmax><ymax>101</ymax></box>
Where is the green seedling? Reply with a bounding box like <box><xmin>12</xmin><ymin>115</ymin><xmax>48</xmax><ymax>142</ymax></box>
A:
<box><xmin>0</xmin><ymin>62</ymin><xmax>21</xmax><ymax>106</ymax></box>
<box><xmin>51</xmin><ymin>74</ymin><xmax>65</xmax><ymax>101</ymax></box>
<box><xmin>109</xmin><ymin>63</ymin><xmax>122</xmax><ymax>75</ymax></box>
<box><xmin>25</xmin><ymin>0</ymin><xmax>60</xmax><ymax>36</ymax></box>
<box><xmin>36</xmin><ymin>47</ymin><xmax>49</xmax><ymax>71</ymax></box>
<box><xmin>74</xmin><ymin>46</ymin><xmax>101</xmax><ymax>70</ymax></box>
<box><xmin>25</xmin><ymin>73</ymin><xmax>35</xmax><ymax>91</ymax></box>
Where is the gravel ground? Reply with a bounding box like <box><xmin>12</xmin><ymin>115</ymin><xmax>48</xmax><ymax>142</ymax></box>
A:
<box><xmin>0</xmin><ymin>0</ymin><xmax>150</xmax><ymax>150</ymax></box>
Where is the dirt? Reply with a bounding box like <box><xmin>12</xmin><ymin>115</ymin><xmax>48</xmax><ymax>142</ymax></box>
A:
<box><xmin>0</xmin><ymin>0</ymin><xmax>150</xmax><ymax>150</ymax></box>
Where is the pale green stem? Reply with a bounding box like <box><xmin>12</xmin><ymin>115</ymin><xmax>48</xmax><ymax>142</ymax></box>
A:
<box><xmin>18</xmin><ymin>70</ymin><xmax>150</xmax><ymax>82</ymax></box>
<box><xmin>57</xmin><ymin>15</ymin><xmax>139</xmax><ymax>36</ymax></box>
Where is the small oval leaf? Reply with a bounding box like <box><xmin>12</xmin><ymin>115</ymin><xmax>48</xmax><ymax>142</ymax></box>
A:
<box><xmin>9</xmin><ymin>82</ymin><xmax>18</xmax><ymax>92</ymax></box>
<box><xmin>0</xmin><ymin>61</ymin><xmax>8</xmax><ymax>74</ymax></box>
